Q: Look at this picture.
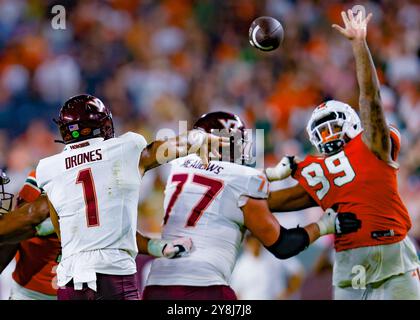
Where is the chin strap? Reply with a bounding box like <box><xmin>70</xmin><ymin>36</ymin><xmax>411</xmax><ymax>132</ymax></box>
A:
<box><xmin>321</xmin><ymin>139</ymin><xmax>345</xmax><ymax>155</ymax></box>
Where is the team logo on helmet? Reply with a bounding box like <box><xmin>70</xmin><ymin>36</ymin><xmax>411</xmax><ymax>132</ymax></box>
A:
<box><xmin>218</xmin><ymin>119</ymin><xmax>241</xmax><ymax>130</ymax></box>
<box><xmin>194</xmin><ymin>111</ymin><xmax>252</xmax><ymax>165</ymax></box>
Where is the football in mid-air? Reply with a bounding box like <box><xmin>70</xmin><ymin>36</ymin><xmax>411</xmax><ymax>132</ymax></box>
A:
<box><xmin>249</xmin><ymin>16</ymin><xmax>284</xmax><ymax>52</ymax></box>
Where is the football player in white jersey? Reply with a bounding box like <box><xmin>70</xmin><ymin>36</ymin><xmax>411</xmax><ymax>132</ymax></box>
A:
<box><xmin>143</xmin><ymin>111</ymin><xmax>361</xmax><ymax>300</ymax></box>
<box><xmin>35</xmin><ymin>94</ymin><xmax>226</xmax><ymax>300</ymax></box>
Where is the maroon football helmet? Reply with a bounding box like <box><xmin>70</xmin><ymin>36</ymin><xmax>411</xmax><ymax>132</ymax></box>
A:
<box><xmin>54</xmin><ymin>94</ymin><xmax>114</xmax><ymax>144</ymax></box>
<box><xmin>193</xmin><ymin>111</ymin><xmax>252</xmax><ymax>164</ymax></box>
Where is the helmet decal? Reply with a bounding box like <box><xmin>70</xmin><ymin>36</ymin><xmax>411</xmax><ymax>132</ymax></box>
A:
<box><xmin>218</xmin><ymin>119</ymin><xmax>241</xmax><ymax>130</ymax></box>
<box><xmin>193</xmin><ymin>111</ymin><xmax>251</xmax><ymax>165</ymax></box>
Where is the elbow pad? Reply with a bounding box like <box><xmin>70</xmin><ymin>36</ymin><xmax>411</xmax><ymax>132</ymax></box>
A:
<box><xmin>265</xmin><ymin>226</ymin><xmax>309</xmax><ymax>259</ymax></box>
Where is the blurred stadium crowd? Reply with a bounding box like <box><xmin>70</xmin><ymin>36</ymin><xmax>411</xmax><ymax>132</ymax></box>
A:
<box><xmin>0</xmin><ymin>0</ymin><xmax>419</xmax><ymax>299</ymax></box>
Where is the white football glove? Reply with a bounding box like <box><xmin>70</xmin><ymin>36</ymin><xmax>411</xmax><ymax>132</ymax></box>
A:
<box><xmin>265</xmin><ymin>156</ymin><xmax>296</xmax><ymax>181</ymax></box>
<box><xmin>148</xmin><ymin>237</ymin><xmax>193</xmax><ymax>259</ymax></box>
<box><xmin>316</xmin><ymin>208</ymin><xmax>337</xmax><ymax>236</ymax></box>
<box><xmin>316</xmin><ymin>208</ymin><xmax>362</xmax><ymax>236</ymax></box>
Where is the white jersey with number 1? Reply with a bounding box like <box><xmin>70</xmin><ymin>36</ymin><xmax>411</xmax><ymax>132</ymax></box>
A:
<box><xmin>146</xmin><ymin>154</ymin><xmax>269</xmax><ymax>287</ymax></box>
<box><xmin>36</xmin><ymin>132</ymin><xmax>147</xmax><ymax>291</ymax></box>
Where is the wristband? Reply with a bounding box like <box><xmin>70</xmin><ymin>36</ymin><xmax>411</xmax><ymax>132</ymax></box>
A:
<box><xmin>147</xmin><ymin>239</ymin><xmax>167</xmax><ymax>257</ymax></box>
<box><xmin>35</xmin><ymin>218</ymin><xmax>55</xmax><ymax>237</ymax></box>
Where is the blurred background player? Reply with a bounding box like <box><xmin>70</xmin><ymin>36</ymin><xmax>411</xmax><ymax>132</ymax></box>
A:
<box><xmin>36</xmin><ymin>94</ymin><xmax>222</xmax><ymax>300</ymax></box>
<box><xmin>266</xmin><ymin>10</ymin><xmax>420</xmax><ymax>299</ymax></box>
<box><xmin>143</xmin><ymin>111</ymin><xmax>360</xmax><ymax>300</ymax></box>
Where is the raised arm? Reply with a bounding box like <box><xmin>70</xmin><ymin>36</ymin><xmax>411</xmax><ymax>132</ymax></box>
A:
<box><xmin>333</xmin><ymin>10</ymin><xmax>390</xmax><ymax>162</ymax></box>
<box><xmin>139</xmin><ymin>130</ymin><xmax>230</xmax><ymax>175</ymax></box>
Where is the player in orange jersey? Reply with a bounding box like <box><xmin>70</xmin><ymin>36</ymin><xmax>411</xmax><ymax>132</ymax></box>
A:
<box><xmin>265</xmin><ymin>10</ymin><xmax>420</xmax><ymax>299</ymax></box>
<box><xmin>0</xmin><ymin>171</ymin><xmax>61</xmax><ymax>300</ymax></box>
<box><xmin>0</xmin><ymin>171</ymin><xmax>49</xmax><ymax>244</ymax></box>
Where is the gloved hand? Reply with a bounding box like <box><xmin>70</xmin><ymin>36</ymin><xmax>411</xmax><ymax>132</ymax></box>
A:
<box><xmin>316</xmin><ymin>208</ymin><xmax>362</xmax><ymax>236</ymax></box>
<box><xmin>162</xmin><ymin>237</ymin><xmax>193</xmax><ymax>258</ymax></box>
<box><xmin>265</xmin><ymin>156</ymin><xmax>297</xmax><ymax>181</ymax></box>
<box><xmin>148</xmin><ymin>237</ymin><xmax>193</xmax><ymax>258</ymax></box>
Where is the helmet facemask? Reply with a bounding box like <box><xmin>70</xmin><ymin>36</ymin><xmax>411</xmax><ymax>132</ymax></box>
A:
<box><xmin>241</xmin><ymin>129</ymin><xmax>254</xmax><ymax>164</ymax></box>
<box><xmin>307</xmin><ymin>100</ymin><xmax>362</xmax><ymax>156</ymax></box>
<box><xmin>309</xmin><ymin>112</ymin><xmax>347</xmax><ymax>155</ymax></box>
<box><xmin>0</xmin><ymin>171</ymin><xmax>13</xmax><ymax>215</ymax></box>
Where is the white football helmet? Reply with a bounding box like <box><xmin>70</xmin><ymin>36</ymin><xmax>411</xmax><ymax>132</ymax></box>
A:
<box><xmin>306</xmin><ymin>100</ymin><xmax>362</xmax><ymax>155</ymax></box>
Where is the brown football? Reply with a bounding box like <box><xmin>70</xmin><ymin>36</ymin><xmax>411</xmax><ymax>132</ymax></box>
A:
<box><xmin>249</xmin><ymin>16</ymin><xmax>284</xmax><ymax>52</ymax></box>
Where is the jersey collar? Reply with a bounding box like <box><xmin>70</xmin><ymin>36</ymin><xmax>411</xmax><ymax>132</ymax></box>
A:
<box><xmin>63</xmin><ymin>137</ymin><xmax>105</xmax><ymax>151</ymax></box>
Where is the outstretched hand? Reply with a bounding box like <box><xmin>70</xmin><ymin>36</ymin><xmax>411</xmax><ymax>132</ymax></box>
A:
<box><xmin>265</xmin><ymin>156</ymin><xmax>297</xmax><ymax>182</ymax></box>
<box><xmin>332</xmin><ymin>9</ymin><xmax>372</xmax><ymax>41</ymax></box>
<box><xmin>188</xmin><ymin>130</ymin><xmax>230</xmax><ymax>168</ymax></box>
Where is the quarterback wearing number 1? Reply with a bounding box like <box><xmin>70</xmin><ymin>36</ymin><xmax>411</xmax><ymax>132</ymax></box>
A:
<box><xmin>34</xmin><ymin>94</ymin><xmax>226</xmax><ymax>300</ymax></box>
<box><xmin>266</xmin><ymin>10</ymin><xmax>420</xmax><ymax>299</ymax></box>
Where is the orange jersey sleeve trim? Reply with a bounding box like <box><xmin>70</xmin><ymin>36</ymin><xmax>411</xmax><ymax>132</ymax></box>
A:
<box><xmin>18</xmin><ymin>170</ymin><xmax>41</xmax><ymax>203</ymax></box>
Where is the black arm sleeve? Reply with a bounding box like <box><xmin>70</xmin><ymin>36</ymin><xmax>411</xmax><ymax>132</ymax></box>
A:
<box><xmin>265</xmin><ymin>226</ymin><xmax>310</xmax><ymax>259</ymax></box>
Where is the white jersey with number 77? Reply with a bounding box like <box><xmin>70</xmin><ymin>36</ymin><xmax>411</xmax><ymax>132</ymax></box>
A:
<box><xmin>146</xmin><ymin>154</ymin><xmax>269</xmax><ymax>287</ymax></box>
<box><xmin>36</xmin><ymin>132</ymin><xmax>147</xmax><ymax>290</ymax></box>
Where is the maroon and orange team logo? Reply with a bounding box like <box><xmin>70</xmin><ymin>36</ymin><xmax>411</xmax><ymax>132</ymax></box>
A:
<box><xmin>81</xmin><ymin>128</ymin><xmax>92</xmax><ymax>135</ymax></box>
